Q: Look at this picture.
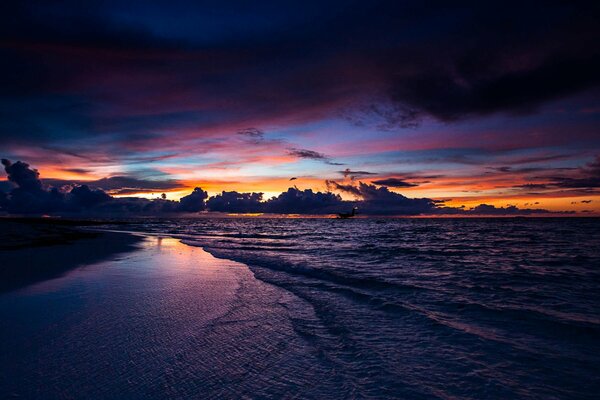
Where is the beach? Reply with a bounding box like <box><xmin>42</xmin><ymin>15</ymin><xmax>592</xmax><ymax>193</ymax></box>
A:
<box><xmin>0</xmin><ymin>219</ymin><xmax>142</xmax><ymax>293</ymax></box>
<box><xmin>0</xmin><ymin>223</ymin><xmax>341</xmax><ymax>398</ymax></box>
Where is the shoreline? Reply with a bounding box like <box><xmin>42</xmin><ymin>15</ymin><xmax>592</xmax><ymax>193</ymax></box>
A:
<box><xmin>0</xmin><ymin>219</ymin><xmax>143</xmax><ymax>293</ymax></box>
<box><xmin>0</xmin><ymin>234</ymin><xmax>330</xmax><ymax>399</ymax></box>
<box><xmin>1</xmin><ymin>218</ymin><xmax>598</xmax><ymax>398</ymax></box>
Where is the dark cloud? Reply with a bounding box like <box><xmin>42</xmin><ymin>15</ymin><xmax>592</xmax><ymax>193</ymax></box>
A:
<box><xmin>69</xmin><ymin>184</ymin><xmax>112</xmax><ymax>209</ymax></box>
<box><xmin>405</xmin><ymin>174</ymin><xmax>445</xmax><ymax>180</ymax></box>
<box><xmin>326</xmin><ymin>179</ymin><xmax>564</xmax><ymax>215</ymax></box>
<box><xmin>81</xmin><ymin>176</ymin><xmax>181</xmax><ymax>194</ymax></box>
<box><xmin>207</xmin><ymin>191</ymin><xmax>264</xmax><ymax>213</ymax></box>
<box><xmin>509</xmin><ymin>154</ymin><xmax>577</xmax><ymax>165</ymax></box>
<box><xmin>42</xmin><ymin>176</ymin><xmax>182</xmax><ymax>195</ymax></box>
<box><xmin>177</xmin><ymin>188</ymin><xmax>208</xmax><ymax>212</ymax></box>
<box><xmin>1</xmin><ymin>159</ymin><xmax>65</xmax><ymax>213</ymax></box>
<box><xmin>487</xmin><ymin>156</ymin><xmax>600</xmax><ymax>195</ymax></box>
<box><xmin>548</xmin><ymin>156</ymin><xmax>600</xmax><ymax>189</ymax></box>
<box><xmin>341</xmin><ymin>101</ymin><xmax>420</xmax><ymax>130</ymax></box>
<box><xmin>288</xmin><ymin>148</ymin><xmax>327</xmax><ymax>160</ymax></box>
<box><xmin>0</xmin><ymin>180</ymin><xmax>15</xmax><ymax>193</ymax></box>
<box><xmin>237</xmin><ymin>128</ymin><xmax>267</xmax><ymax>145</ymax></box>
<box><xmin>518</xmin><ymin>183</ymin><xmax>549</xmax><ymax>191</ymax></box>
<box><xmin>191</xmin><ymin>188</ymin><xmax>346</xmax><ymax>214</ymax></box>
<box><xmin>389</xmin><ymin>53</ymin><xmax>600</xmax><ymax>121</ymax></box>
<box><xmin>61</xmin><ymin>168</ymin><xmax>92</xmax><ymax>174</ymax></box>
<box><xmin>327</xmin><ymin>181</ymin><xmax>434</xmax><ymax>215</ymax></box>
<box><xmin>2</xmin><ymin>0</ymin><xmax>597</xmax><ymax>150</ymax></box>
<box><xmin>0</xmin><ymin>159</ymin><xmax>206</xmax><ymax>215</ymax></box>
<box><xmin>371</xmin><ymin>178</ymin><xmax>418</xmax><ymax>188</ymax></box>
<box><xmin>1</xmin><ymin>159</ymin><xmax>43</xmax><ymax>192</ymax></box>
<box><xmin>383</xmin><ymin>3</ymin><xmax>600</xmax><ymax>121</ymax></box>
<box><xmin>237</xmin><ymin>128</ymin><xmax>265</xmax><ymax>139</ymax></box>
<box><xmin>0</xmin><ymin>159</ymin><xmax>577</xmax><ymax>216</ymax></box>
<box><xmin>0</xmin><ymin>159</ymin><xmax>100</xmax><ymax>213</ymax></box>
<box><xmin>288</xmin><ymin>148</ymin><xmax>343</xmax><ymax>166</ymax></box>
<box><xmin>264</xmin><ymin>187</ymin><xmax>345</xmax><ymax>214</ymax></box>
<box><xmin>431</xmin><ymin>203</ymin><xmax>564</xmax><ymax>215</ymax></box>
<box><xmin>519</xmin><ymin>156</ymin><xmax>600</xmax><ymax>192</ymax></box>
<box><xmin>339</xmin><ymin>168</ymin><xmax>377</xmax><ymax>180</ymax></box>
<box><xmin>464</xmin><ymin>204</ymin><xmax>557</xmax><ymax>216</ymax></box>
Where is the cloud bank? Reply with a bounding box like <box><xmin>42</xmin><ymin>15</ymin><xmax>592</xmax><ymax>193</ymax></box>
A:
<box><xmin>0</xmin><ymin>159</ymin><xmax>205</xmax><ymax>215</ymax></box>
<box><xmin>1</xmin><ymin>159</ymin><xmax>570</xmax><ymax>216</ymax></box>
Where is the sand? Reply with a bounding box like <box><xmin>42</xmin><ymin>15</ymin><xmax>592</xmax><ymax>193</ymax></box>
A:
<box><xmin>0</xmin><ymin>218</ymin><xmax>142</xmax><ymax>293</ymax></box>
<box><xmin>0</xmin><ymin>236</ymin><xmax>329</xmax><ymax>398</ymax></box>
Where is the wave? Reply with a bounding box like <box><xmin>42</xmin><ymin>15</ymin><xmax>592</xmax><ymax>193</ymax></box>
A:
<box><xmin>109</xmin><ymin>217</ymin><xmax>600</xmax><ymax>399</ymax></box>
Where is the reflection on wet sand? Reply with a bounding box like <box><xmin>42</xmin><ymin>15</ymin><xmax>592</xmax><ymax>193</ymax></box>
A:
<box><xmin>0</xmin><ymin>236</ymin><xmax>338</xmax><ymax>399</ymax></box>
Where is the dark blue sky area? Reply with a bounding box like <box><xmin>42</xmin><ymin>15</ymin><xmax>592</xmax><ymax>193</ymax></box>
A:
<box><xmin>1</xmin><ymin>1</ymin><xmax>599</xmax><ymax>215</ymax></box>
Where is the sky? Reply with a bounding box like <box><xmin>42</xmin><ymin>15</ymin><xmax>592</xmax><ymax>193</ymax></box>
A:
<box><xmin>1</xmin><ymin>1</ymin><xmax>599</xmax><ymax>215</ymax></box>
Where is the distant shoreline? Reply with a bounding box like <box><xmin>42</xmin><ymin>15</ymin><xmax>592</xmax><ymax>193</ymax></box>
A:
<box><xmin>0</xmin><ymin>218</ymin><xmax>142</xmax><ymax>293</ymax></box>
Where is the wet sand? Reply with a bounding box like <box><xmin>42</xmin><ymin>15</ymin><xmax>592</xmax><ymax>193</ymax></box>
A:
<box><xmin>0</xmin><ymin>236</ymin><xmax>331</xmax><ymax>399</ymax></box>
<box><xmin>0</xmin><ymin>219</ymin><xmax>142</xmax><ymax>293</ymax></box>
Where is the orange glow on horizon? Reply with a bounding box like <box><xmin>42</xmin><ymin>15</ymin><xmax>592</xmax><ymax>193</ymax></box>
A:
<box><xmin>1</xmin><ymin>159</ymin><xmax>597</xmax><ymax>216</ymax></box>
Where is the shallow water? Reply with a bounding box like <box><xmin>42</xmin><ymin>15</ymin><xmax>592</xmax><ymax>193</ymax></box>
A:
<box><xmin>125</xmin><ymin>217</ymin><xmax>600</xmax><ymax>399</ymax></box>
<box><xmin>2</xmin><ymin>218</ymin><xmax>600</xmax><ymax>399</ymax></box>
<box><xmin>0</xmin><ymin>237</ymin><xmax>337</xmax><ymax>399</ymax></box>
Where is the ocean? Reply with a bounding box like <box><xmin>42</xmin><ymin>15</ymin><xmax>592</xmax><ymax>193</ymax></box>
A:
<box><xmin>1</xmin><ymin>217</ymin><xmax>599</xmax><ymax>399</ymax></box>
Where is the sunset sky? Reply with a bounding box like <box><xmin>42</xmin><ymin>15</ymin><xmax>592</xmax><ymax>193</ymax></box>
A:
<box><xmin>1</xmin><ymin>1</ymin><xmax>599</xmax><ymax>214</ymax></box>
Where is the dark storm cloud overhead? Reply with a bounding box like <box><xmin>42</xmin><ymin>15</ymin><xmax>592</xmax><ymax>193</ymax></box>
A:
<box><xmin>381</xmin><ymin>2</ymin><xmax>600</xmax><ymax>120</ymax></box>
<box><xmin>1</xmin><ymin>1</ymin><xmax>599</xmax><ymax>147</ymax></box>
<box><xmin>389</xmin><ymin>52</ymin><xmax>600</xmax><ymax>121</ymax></box>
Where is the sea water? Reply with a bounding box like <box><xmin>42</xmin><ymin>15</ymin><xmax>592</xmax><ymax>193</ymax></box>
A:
<box><xmin>1</xmin><ymin>218</ymin><xmax>599</xmax><ymax>399</ymax></box>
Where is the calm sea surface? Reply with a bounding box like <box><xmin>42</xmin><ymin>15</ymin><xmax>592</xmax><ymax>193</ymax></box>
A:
<box><xmin>1</xmin><ymin>218</ymin><xmax>599</xmax><ymax>399</ymax></box>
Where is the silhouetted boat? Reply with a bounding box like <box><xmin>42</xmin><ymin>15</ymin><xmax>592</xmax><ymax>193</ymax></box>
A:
<box><xmin>337</xmin><ymin>207</ymin><xmax>358</xmax><ymax>219</ymax></box>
